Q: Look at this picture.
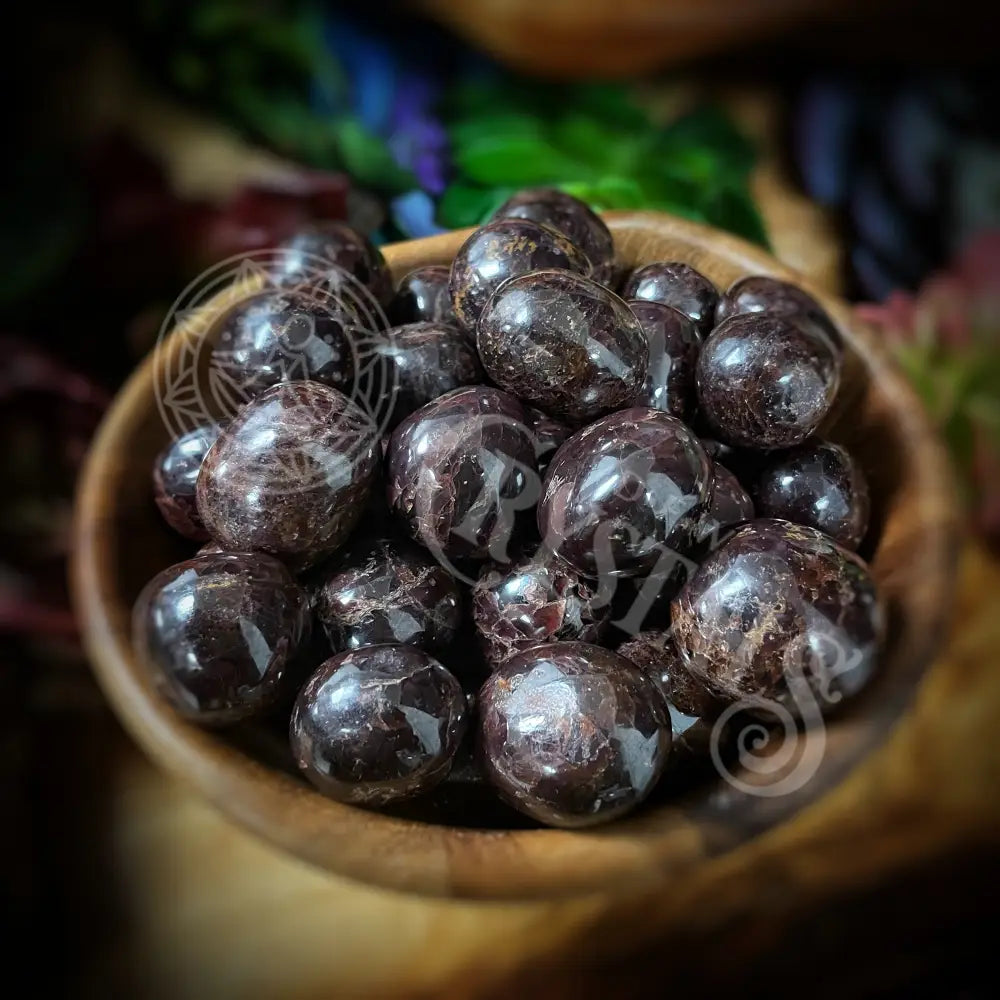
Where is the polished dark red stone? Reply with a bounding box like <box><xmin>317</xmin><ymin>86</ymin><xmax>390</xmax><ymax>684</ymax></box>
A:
<box><xmin>471</xmin><ymin>553</ymin><xmax>612</xmax><ymax>669</ymax></box>
<box><xmin>448</xmin><ymin>218</ymin><xmax>589</xmax><ymax>332</ymax></box>
<box><xmin>389</xmin><ymin>265</ymin><xmax>456</xmax><ymax>326</ymax></box>
<box><xmin>290</xmin><ymin>644</ymin><xmax>467</xmax><ymax>805</ymax></box>
<box><xmin>490</xmin><ymin>187</ymin><xmax>615</xmax><ymax>282</ymax></box>
<box><xmin>716</xmin><ymin>274</ymin><xmax>841</xmax><ymax>351</ymax></box>
<box><xmin>315</xmin><ymin>536</ymin><xmax>463</xmax><ymax>652</ymax></box>
<box><xmin>748</xmin><ymin>439</ymin><xmax>870</xmax><ymax>550</ymax></box>
<box><xmin>525</xmin><ymin>406</ymin><xmax>572</xmax><ymax>477</ymax></box>
<box><xmin>211</xmin><ymin>287</ymin><xmax>378</xmax><ymax>402</ymax></box>
<box><xmin>477</xmin><ymin>270</ymin><xmax>647</xmax><ymax>424</ymax></box>
<box><xmin>621</xmin><ymin>262</ymin><xmax>719</xmax><ymax>334</ymax></box>
<box><xmin>386</xmin><ymin>386</ymin><xmax>540</xmax><ymax>563</ymax></box>
<box><xmin>374</xmin><ymin>321</ymin><xmax>484</xmax><ymax>429</ymax></box>
<box><xmin>152</xmin><ymin>423</ymin><xmax>223</xmax><ymax>541</ymax></box>
<box><xmin>617</xmin><ymin>630</ymin><xmax>727</xmax><ymax>757</ymax></box>
<box><xmin>477</xmin><ymin>641</ymin><xmax>672</xmax><ymax>827</ymax></box>
<box><xmin>628</xmin><ymin>300</ymin><xmax>702</xmax><ymax>420</ymax></box>
<box><xmin>696</xmin><ymin>462</ymin><xmax>755</xmax><ymax>548</ymax></box>
<box><xmin>133</xmin><ymin>552</ymin><xmax>311</xmax><ymax>724</ymax></box>
<box><xmin>274</xmin><ymin>221</ymin><xmax>393</xmax><ymax>308</ymax></box>
<box><xmin>695</xmin><ymin>314</ymin><xmax>840</xmax><ymax>449</ymax></box>
<box><xmin>672</xmin><ymin>519</ymin><xmax>884</xmax><ymax>712</ymax></box>
<box><xmin>538</xmin><ymin>408</ymin><xmax>713</xmax><ymax>578</ymax></box>
<box><xmin>196</xmin><ymin>381</ymin><xmax>379</xmax><ymax>570</ymax></box>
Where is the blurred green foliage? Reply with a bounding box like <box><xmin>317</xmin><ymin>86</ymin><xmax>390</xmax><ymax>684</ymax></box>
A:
<box><xmin>136</xmin><ymin>0</ymin><xmax>415</xmax><ymax>194</ymax></box>
<box><xmin>438</xmin><ymin>80</ymin><xmax>768</xmax><ymax>245</ymax></box>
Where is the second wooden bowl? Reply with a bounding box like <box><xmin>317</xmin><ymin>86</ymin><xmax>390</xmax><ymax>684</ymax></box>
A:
<box><xmin>71</xmin><ymin>212</ymin><xmax>958</xmax><ymax>899</ymax></box>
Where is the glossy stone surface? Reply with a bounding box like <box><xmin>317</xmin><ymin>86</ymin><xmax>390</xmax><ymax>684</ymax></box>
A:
<box><xmin>274</xmin><ymin>221</ymin><xmax>393</xmax><ymax>308</ymax></box>
<box><xmin>133</xmin><ymin>552</ymin><xmax>311</xmax><ymax>724</ymax></box>
<box><xmin>490</xmin><ymin>187</ymin><xmax>615</xmax><ymax>282</ymax></box>
<box><xmin>696</xmin><ymin>462</ymin><xmax>755</xmax><ymax>548</ymax></box>
<box><xmin>471</xmin><ymin>553</ymin><xmax>612</xmax><ymax>669</ymax></box>
<box><xmin>696</xmin><ymin>314</ymin><xmax>841</xmax><ymax>449</ymax></box>
<box><xmin>607</xmin><ymin>551</ymin><xmax>692</xmax><ymax>637</ymax></box>
<box><xmin>386</xmin><ymin>386</ymin><xmax>539</xmax><ymax>563</ymax></box>
<box><xmin>621</xmin><ymin>262</ymin><xmax>719</xmax><ymax>334</ymax></box>
<box><xmin>628</xmin><ymin>300</ymin><xmax>701</xmax><ymax>420</ymax></box>
<box><xmin>748</xmin><ymin>439</ymin><xmax>870</xmax><ymax>550</ymax></box>
<box><xmin>196</xmin><ymin>382</ymin><xmax>379</xmax><ymax>570</ymax></box>
<box><xmin>538</xmin><ymin>408</ymin><xmax>713</xmax><ymax>578</ymax></box>
<box><xmin>152</xmin><ymin>423</ymin><xmax>223</xmax><ymax>540</ymax></box>
<box><xmin>478</xmin><ymin>641</ymin><xmax>672</xmax><ymax>827</ymax></box>
<box><xmin>211</xmin><ymin>288</ymin><xmax>375</xmax><ymax>401</ymax></box>
<box><xmin>672</xmin><ymin>520</ymin><xmax>884</xmax><ymax>712</ymax></box>
<box><xmin>618</xmin><ymin>630</ymin><xmax>727</xmax><ymax>757</ymax></box>
<box><xmin>389</xmin><ymin>265</ymin><xmax>456</xmax><ymax>326</ymax></box>
<box><xmin>290</xmin><ymin>644</ymin><xmax>467</xmax><ymax>805</ymax></box>
<box><xmin>374</xmin><ymin>321</ymin><xmax>484</xmax><ymax>429</ymax></box>
<box><xmin>448</xmin><ymin>218</ymin><xmax>589</xmax><ymax>332</ymax></box>
<box><xmin>716</xmin><ymin>275</ymin><xmax>841</xmax><ymax>351</ymax></box>
<box><xmin>477</xmin><ymin>270</ymin><xmax>647</xmax><ymax>424</ymax></box>
<box><xmin>525</xmin><ymin>406</ymin><xmax>572</xmax><ymax>477</ymax></box>
<box><xmin>315</xmin><ymin>537</ymin><xmax>463</xmax><ymax>652</ymax></box>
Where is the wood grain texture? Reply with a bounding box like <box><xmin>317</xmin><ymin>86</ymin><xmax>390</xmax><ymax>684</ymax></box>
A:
<box><xmin>70</xmin><ymin>212</ymin><xmax>959</xmax><ymax>900</ymax></box>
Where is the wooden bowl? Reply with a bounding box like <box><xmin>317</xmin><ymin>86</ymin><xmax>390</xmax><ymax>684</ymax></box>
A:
<box><xmin>71</xmin><ymin>212</ymin><xmax>959</xmax><ymax>900</ymax></box>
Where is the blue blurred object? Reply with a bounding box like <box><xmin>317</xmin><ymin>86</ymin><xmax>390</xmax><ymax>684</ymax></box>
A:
<box><xmin>793</xmin><ymin>73</ymin><xmax>1000</xmax><ymax>299</ymax></box>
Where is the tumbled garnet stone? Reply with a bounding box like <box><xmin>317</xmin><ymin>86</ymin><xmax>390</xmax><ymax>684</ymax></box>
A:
<box><xmin>490</xmin><ymin>187</ymin><xmax>615</xmax><ymax>282</ymax></box>
<box><xmin>477</xmin><ymin>269</ymin><xmax>647</xmax><ymax>425</ymax></box>
<box><xmin>389</xmin><ymin>265</ymin><xmax>456</xmax><ymax>326</ymax></box>
<box><xmin>152</xmin><ymin>423</ymin><xmax>223</xmax><ymax>541</ymax></box>
<box><xmin>375</xmin><ymin>321</ymin><xmax>484</xmax><ymax>429</ymax></box>
<box><xmin>315</xmin><ymin>537</ymin><xmax>463</xmax><ymax>652</ymax></box>
<box><xmin>671</xmin><ymin>519</ymin><xmax>883</xmax><ymax>712</ymax></box>
<box><xmin>290</xmin><ymin>644</ymin><xmax>467</xmax><ymax>805</ymax></box>
<box><xmin>621</xmin><ymin>261</ymin><xmax>719</xmax><ymax>335</ymax></box>
<box><xmin>696</xmin><ymin>314</ymin><xmax>840</xmax><ymax>449</ymax></box>
<box><xmin>133</xmin><ymin>552</ymin><xmax>311</xmax><ymax>723</ymax></box>
<box><xmin>478</xmin><ymin>641</ymin><xmax>672</xmax><ymax>827</ymax></box>
<box><xmin>386</xmin><ymin>385</ymin><xmax>539</xmax><ymax>563</ymax></box>
<box><xmin>471</xmin><ymin>553</ymin><xmax>611</xmax><ymax>668</ymax></box>
<box><xmin>628</xmin><ymin>300</ymin><xmax>702</xmax><ymax>420</ymax></box>
<box><xmin>748</xmin><ymin>439</ymin><xmax>870</xmax><ymax>550</ymax></box>
<box><xmin>538</xmin><ymin>407</ymin><xmax>713</xmax><ymax>577</ymax></box>
<box><xmin>196</xmin><ymin>381</ymin><xmax>378</xmax><ymax>570</ymax></box>
<box><xmin>448</xmin><ymin>218</ymin><xmax>589</xmax><ymax>332</ymax></box>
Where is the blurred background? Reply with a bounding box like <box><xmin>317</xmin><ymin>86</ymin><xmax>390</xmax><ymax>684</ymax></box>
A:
<box><xmin>3</xmin><ymin>1</ymin><xmax>999</xmax><ymax>997</ymax></box>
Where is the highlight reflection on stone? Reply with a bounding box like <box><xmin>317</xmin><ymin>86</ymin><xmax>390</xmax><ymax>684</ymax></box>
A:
<box><xmin>478</xmin><ymin>641</ymin><xmax>672</xmax><ymax>827</ymax></box>
<box><xmin>477</xmin><ymin>269</ymin><xmax>647</xmax><ymax>425</ymax></box>
<box><xmin>538</xmin><ymin>407</ymin><xmax>713</xmax><ymax>578</ymax></box>
<box><xmin>133</xmin><ymin>552</ymin><xmax>311</xmax><ymax>724</ymax></box>
<box><xmin>290</xmin><ymin>644</ymin><xmax>467</xmax><ymax>805</ymax></box>
<box><xmin>671</xmin><ymin>519</ymin><xmax>883</xmax><ymax>712</ymax></box>
<box><xmin>315</xmin><ymin>537</ymin><xmax>463</xmax><ymax>652</ymax></box>
<box><xmin>386</xmin><ymin>386</ymin><xmax>539</xmax><ymax>563</ymax></box>
<box><xmin>196</xmin><ymin>381</ymin><xmax>379</xmax><ymax>570</ymax></box>
<box><xmin>471</xmin><ymin>553</ymin><xmax>612</xmax><ymax>669</ymax></box>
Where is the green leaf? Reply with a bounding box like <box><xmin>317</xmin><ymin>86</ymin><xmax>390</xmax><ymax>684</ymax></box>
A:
<box><xmin>454</xmin><ymin>136</ymin><xmax>589</xmax><ymax>187</ymax></box>
<box><xmin>329</xmin><ymin>118</ymin><xmax>415</xmax><ymax>193</ymax></box>
<box><xmin>437</xmin><ymin>183</ymin><xmax>515</xmax><ymax>229</ymax></box>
